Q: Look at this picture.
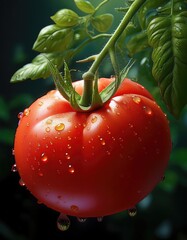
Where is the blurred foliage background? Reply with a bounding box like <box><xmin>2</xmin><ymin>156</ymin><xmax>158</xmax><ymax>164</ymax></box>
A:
<box><xmin>1</xmin><ymin>0</ymin><xmax>187</xmax><ymax>239</ymax></box>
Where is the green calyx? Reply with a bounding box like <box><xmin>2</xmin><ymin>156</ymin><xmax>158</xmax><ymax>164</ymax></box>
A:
<box><xmin>48</xmin><ymin>59</ymin><xmax>132</xmax><ymax>112</ymax></box>
<box><xmin>47</xmin><ymin>0</ymin><xmax>145</xmax><ymax>112</ymax></box>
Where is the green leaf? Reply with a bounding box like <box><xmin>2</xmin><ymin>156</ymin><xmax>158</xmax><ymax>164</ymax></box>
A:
<box><xmin>74</xmin><ymin>0</ymin><xmax>95</xmax><ymax>14</ymax></box>
<box><xmin>147</xmin><ymin>6</ymin><xmax>187</xmax><ymax>117</ymax></box>
<box><xmin>33</xmin><ymin>24</ymin><xmax>74</xmax><ymax>53</ymax></box>
<box><xmin>10</xmin><ymin>53</ymin><xmax>65</xmax><ymax>82</ymax></box>
<box><xmin>51</xmin><ymin>9</ymin><xmax>79</xmax><ymax>27</ymax></box>
<box><xmin>91</xmin><ymin>14</ymin><xmax>113</xmax><ymax>32</ymax></box>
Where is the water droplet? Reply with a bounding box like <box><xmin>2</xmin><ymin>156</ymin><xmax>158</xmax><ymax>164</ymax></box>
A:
<box><xmin>143</xmin><ymin>106</ymin><xmax>153</xmax><ymax>116</ymax></box>
<box><xmin>38</xmin><ymin>170</ymin><xmax>44</xmax><ymax>177</ymax></box>
<box><xmin>70</xmin><ymin>205</ymin><xmax>79</xmax><ymax>212</ymax></box>
<box><xmin>77</xmin><ymin>217</ymin><xmax>87</xmax><ymax>223</ymax></box>
<box><xmin>91</xmin><ymin>116</ymin><xmax>97</xmax><ymax>123</ymax></box>
<box><xmin>128</xmin><ymin>207</ymin><xmax>137</xmax><ymax>217</ymax></box>
<box><xmin>100</xmin><ymin>137</ymin><xmax>106</xmax><ymax>145</ymax></box>
<box><xmin>23</xmin><ymin>108</ymin><xmax>30</xmax><ymax>116</ymax></box>
<box><xmin>45</xmin><ymin>127</ymin><xmax>51</xmax><ymax>133</ymax></box>
<box><xmin>46</xmin><ymin>119</ymin><xmax>53</xmax><ymax>124</ymax></box>
<box><xmin>57</xmin><ymin>213</ymin><xmax>70</xmax><ymax>231</ymax></box>
<box><xmin>55</xmin><ymin>123</ymin><xmax>65</xmax><ymax>131</ymax></box>
<box><xmin>97</xmin><ymin>216</ymin><xmax>103</xmax><ymax>222</ymax></box>
<box><xmin>67</xmin><ymin>136</ymin><xmax>72</xmax><ymax>141</ymax></box>
<box><xmin>65</xmin><ymin>153</ymin><xmax>71</xmax><ymax>160</ymax></box>
<box><xmin>106</xmin><ymin>150</ymin><xmax>111</xmax><ymax>155</ymax></box>
<box><xmin>38</xmin><ymin>101</ymin><xmax>43</xmax><ymax>106</ymax></box>
<box><xmin>41</xmin><ymin>153</ymin><xmax>48</xmax><ymax>162</ymax></box>
<box><xmin>17</xmin><ymin>112</ymin><xmax>23</xmax><ymax>119</ymax></box>
<box><xmin>67</xmin><ymin>144</ymin><xmax>71</xmax><ymax>149</ymax></box>
<box><xmin>128</xmin><ymin>123</ymin><xmax>134</xmax><ymax>128</ymax></box>
<box><xmin>106</xmin><ymin>129</ymin><xmax>111</xmax><ymax>135</ymax></box>
<box><xmin>132</xmin><ymin>96</ymin><xmax>141</xmax><ymax>104</ymax></box>
<box><xmin>11</xmin><ymin>164</ymin><xmax>17</xmax><ymax>172</ymax></box>
<box><xmin>12</xmin><ymin>149</ymin><xmax>15</xmax><ymax>156</ymax></box>
<box><xmin>68</xmin><ymin>164</ymin><xmax>75</xmax><ymax>174</ymax></box>
<box><xmin>19</xmin><ymin>178</ymin><xmax>25</xmax><ymax>186</ymax></box>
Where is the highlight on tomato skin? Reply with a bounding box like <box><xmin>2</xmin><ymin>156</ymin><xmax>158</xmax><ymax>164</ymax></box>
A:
<box><xmin>12</xmin><ymin>78</ymin><xmax>172</xmax><ymax>219</ymax></box>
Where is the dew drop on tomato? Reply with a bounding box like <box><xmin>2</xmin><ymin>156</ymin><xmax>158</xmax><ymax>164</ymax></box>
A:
<box><xmin>91</xmin><ymin>116</ymin><xmax>97</xmax><ymax>123</ymax></box>
<box><xmin>38</xmin><ymin>101</ymin><xmax>43</xmax><ymax>106</ymax></box>
<box><xmin>132</xmin><ymin>96</ymin><xmax>141</xmax><ymax>104</ymax></box>
<box><xmin>17</xmin><ymin>112</ymin><xmax>23</xmax><ymax>119</ymax></box>
<box><xmin>12</xmin><ymin>149</ymin><xmax>15</xmax><ymax>156</ymax></box>
<box><xmin>66</xmin><ymin>153</ymin><xmax>71</xmax><ymax>160</ymax></box>
<box><xmin>11</xmin><ymin>164</ymin><xmax>17</xmax><ymax>172</ymax></box>
<box><xmin>143</xmin><ymin>105</ymin><xmax>153</xmax><ymax>116</ymax></box>
<box><xmin>46</xmin><ymin>119</ymin><xmax>53</xmax><ymax>125</ymax></box>
<box><xmin>55</xmin><ymin>123</ymin><xmax>65</xmax><ymax>131</ymax></box>
<box><xmin>97</xmin><ymin>217</ymin><xmax>103</xmax><ymax>222</ymax></box>
<box><xmin>23</xmin><ymin>108</ymin><xmax>30</xmax><ymax>116</ymax></box>
<box><xmin>77</xmin><ymin>217</ymin><xmax>87</xmax><ymax>223</ymax></box>
<box><xmin>70</xmin><ymin>205</ymin><xmax>79</xmax><ymax>212</ymax></box>
<box><xmin>45</xmin><ymin>127</ymin><xmax>51</xmax><ymax>133</ymax></box>
<box><xmin>128</xmin><ymin>207</ymin><xmax>137</xmax><ymax>217</ymax></box>
<box><xmin>100</xmin><ymin>137</ymin><xmax>106</xmax><ymax>146</ymax></box>
<box><xmin>41</xmin><ymin>153</ymin><xmax>48</xmax><ymax>163</ymax></box>
<box><xmin>57</xmin><ymin>213</ymin><xmax>70</xmax><ymax>231</ymax></box>
<box><xmin>68</xmin><ymin>164</ymin><xmax>75</xmax><ymax>174</ymax></box>
<box><xmin>19</xmin><ymin>178</ymin><xmax>26</xmax><ymax>187</ymax></box>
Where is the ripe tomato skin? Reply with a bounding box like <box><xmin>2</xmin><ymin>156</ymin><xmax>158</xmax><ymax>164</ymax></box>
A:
<box><xmin>14</xmin><ymin>78</ymin><xmax>171</xmax><ymax>218</ymax></box>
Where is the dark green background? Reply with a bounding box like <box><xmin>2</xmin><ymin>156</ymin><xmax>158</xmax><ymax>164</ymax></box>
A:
<box><xmin>1</xmin><ymin>0</ymin><xmax>187</xmax><ymax>239</ymax></box>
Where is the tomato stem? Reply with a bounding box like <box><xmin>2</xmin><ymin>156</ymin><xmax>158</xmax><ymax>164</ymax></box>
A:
<box><xmin>80</xmin><ymin>0</ymin><xmax>146</xmax><ymax>107</ymax></box>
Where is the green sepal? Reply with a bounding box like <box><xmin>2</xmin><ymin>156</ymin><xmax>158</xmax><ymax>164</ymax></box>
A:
<box><xmin>33</xmin><ymin>24</ymin><xmax>74</xmax><ymax>53</ymax></box>
<box><xmin>91</xmin><ymin>14</ymin><xmax>114</xmax><ymax>32</ymax></box>
<box><xmin>51</xmin><ymin>9</ymin><xmax>79</xmax><ymax>27</ymax></box>
<box><xmin>100</xmin><ymin>60</ymin><xmax>134</xmax><ymax>103</ymax></box>
<box><xmin>74</xmin><ymin>0</ymin><xmax>95</xmax><ymax>14</ymax></box>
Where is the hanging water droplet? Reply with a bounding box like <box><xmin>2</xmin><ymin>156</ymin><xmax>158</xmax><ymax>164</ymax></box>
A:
<box><xmin>11</xmin><ymin>164</ymin><xmax>17</xmax><ymax>172</ymax></box>
<box><xmin>17</xmin><ymin>112</ymin><xmax>23</xmax><ymax>119</ymax></box>
<box><xmin>91</xmin><ymin>116</ymin><xmax>97</xmax><ymax>123</ymax></box>
<box><xmin>143</xmin><ymin>106</ymin><xmax>153</xmax><ymax>116</ymax></box>
<box><xmin>55</xmin><ymin>123</ymin><xmax>65</xmax><ymax>131</ymax></box>
<box><xmin>132</xmin><ymin>96</ymin><xmax>141</xmax><ymax>104</ymax></box>
<box><xmin>19</xmin><ymin>178</ymin><xmax>26</xmax><ymax>186</ymax></box>
<box><xmin>97</xmin><ymin>216</ymin><xmax>103</xmax><ymax>222</ymax></box>
<box><xmin>70</xmin><ymin>205</ymin><xmax>79</xmax><ymax>212</ymax></box>
<box><xmin>77</xmin><ymin>217</ymin><xmax>87</xmax><ymax>223</ymax></box>
<box><xmin>128</xmin><ymin>207</ymin><xmax>137</xmax><ymax>217</ymax></box>
<box><xmin>23</xmin><ymin>108</ymin><xmax>30</xmax><ymax>116</ymax></box>
<box><xmin>41</xmin><ymin>153</ymin><xmax>48</xmax><ymax>162</ymax></box>
<box><xmin>57</xmin><ymin>213</ymin><xmax>70</xmax><ymax>231</ymax></box>
<box><xmin>68</xmin><ymin>164</ymin><xmax>75</xmax><ymax>174</ymax></box>
<box><xmin>12</xmin><ymin>149</ymin><xmax>15</xmax><ymax>156</ymax></box>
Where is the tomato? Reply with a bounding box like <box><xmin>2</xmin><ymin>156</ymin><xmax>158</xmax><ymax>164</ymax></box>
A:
<box><xmin>13</xmin><ymin>78</ymin><xmax>171</xmax><ymax>218</ymax></box>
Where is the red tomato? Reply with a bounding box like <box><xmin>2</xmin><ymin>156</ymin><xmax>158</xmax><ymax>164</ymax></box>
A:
<box><xmin>13</xmin><ymin>78</ymin><xmax>171</xmax><ymax>218</ymax></box>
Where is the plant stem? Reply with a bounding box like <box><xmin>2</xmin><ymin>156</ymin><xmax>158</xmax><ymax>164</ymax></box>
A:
<box><xmin>80</xmin><ymin>0</ymin><xmax>146</xmax><ymax>106</ymax></box>
<box><xmin>89</xmin><ymin>0</ymin><xmax>146</xmax><ymax>74</ymax></box>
